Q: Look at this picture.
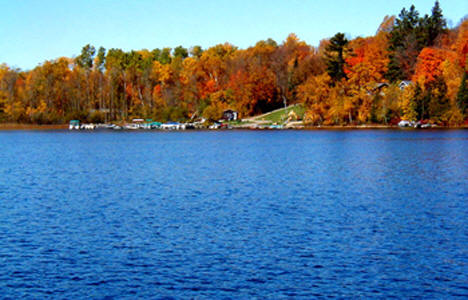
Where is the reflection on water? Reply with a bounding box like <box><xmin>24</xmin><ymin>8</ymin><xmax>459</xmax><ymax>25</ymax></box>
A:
<box><xmin>0</xmin><ymin>130</ymin><xmax>467</xmax><ymax>298</ymax></box>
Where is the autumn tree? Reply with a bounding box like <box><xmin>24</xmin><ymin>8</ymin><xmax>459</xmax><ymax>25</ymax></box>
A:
<box><xmin>190</xmin><ymin>46</ymin><xmax>204</xmax><ymax>58</ymax></box>
<box><xmin>92</xmin><ymin>46</ymin><xmax>107</xmax><ymax>120</ymax></box>
<box><xmin>298</xmin><ymin>73</ymin><xmax>331</xmax><ymax>125</ymax></box>
<box><xmin>160</xmin><ymin>48</ymin><xmax>172</xmax><ymax>64</ymax></box>
<box><xmin>173</xmin><ymin>46</ymin><xmax>188</xmax><ymax>59</ymax></box>
<box><xmin>0</xmin><ymin>65</ymin><xmax>23</xmax><ymax>122</ymax></box>
<box><xmin>427</xmin><ymin>77</ymin><xmax>450</xmax><ymax>123</ymax></box>
<box><xmin>399</xmin><ymin>83</ymin><xmax>419</xmax><ymax>121</ymax></box>
<box><xmin>373</xmin><ymin>84</ymin><xmax>401</xmax><ymax>124</ymax></box>
<box><xmin>270</xmin><ymin>34</ymin><xmax>299</xmax><ymax>108</ymax></box>
<box><xmin>454</xmin><ymin>19</ymin><xmax>468</xmax><ymax>69</ymax></box>
<box><xmin>412</xmin><ymin>47</ymin><xmax>457</xmax><ymax>86</ymax></box>
<box><xmin>75</xmin><ymin>44</ymin><xmax>96</xmax><ymax>108</ymax></box>
<box><xmin>0</xmin><ymin>4</ymin><xmax>464</xmax><ymax>126</ymax></box>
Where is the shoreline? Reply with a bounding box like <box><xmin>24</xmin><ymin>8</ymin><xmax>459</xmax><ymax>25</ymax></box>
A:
<box><xmin>0</xmin><ymin>123</ymin><xmax>68</xmax><ymax>130</ymax></box>
<box><xmin>0</xmin><ymin>123</ymin><xmax>467</xmax><ymax>131</ymax></box>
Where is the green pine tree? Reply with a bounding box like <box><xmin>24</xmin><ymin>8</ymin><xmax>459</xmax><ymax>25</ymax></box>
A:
<box><xmin>385</xmin><ymin>2</ymin><xmax>447</xmax><ymax>82</ymax></box>
<box><xmin>427</xmin><ymin>1</ymin><xmax>447</xmax><ymax>46</ymax></box>
<box><xmin>385</xmin><ymin>5</ymin><xmax>421</xmax><ymax>82</ymax></box>
<box><xmin>457</xmin><ymin>72</ymin><xmax>468</xmax><ymax>117</ymax></box>
<box><xmin>325</xmin><ymin>32</ymin><xmax>349</xmax><ymax>83</ymax></box>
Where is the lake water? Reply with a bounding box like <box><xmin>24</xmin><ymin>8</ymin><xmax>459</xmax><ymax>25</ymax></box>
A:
<box><xmin>0</xmin><ymin>130</ymin><xmax>467</xmax><ymax>298</ymax></box>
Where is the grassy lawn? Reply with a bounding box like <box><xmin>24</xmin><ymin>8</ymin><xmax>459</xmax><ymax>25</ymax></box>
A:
<box><xmin>253</xmin><ymin>104</ymin><xmax>305</xmax><ymax>124</ymax></box>
<box><xmin>226</xmin><ymin>120</ymin><xmax>253</xmax><ymax>125</ymax></box>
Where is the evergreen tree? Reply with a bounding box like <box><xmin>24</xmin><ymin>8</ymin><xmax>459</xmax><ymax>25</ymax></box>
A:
<box><xmin>385</xmin><ymin>2</ymin><xmax>446</xmax><ymax>82</ymax></box>
<box><xmin>325</xmin><ymin>33</ymin><xmax>348</xmax><ymax>83</ymax></box>
<box><xmin>427</xmin><ymin>1</ymin><xmax>447</xmax><ymax>46</ymax></box>
<box><xmin>457</xmin><ymin>71</ymin><xmax>468</xmax><ymax>117</ymax></box>
<box><xmin>385</xmin><ymin>5</ymin><xmax>420</xmax><ymax>82</ymax></box>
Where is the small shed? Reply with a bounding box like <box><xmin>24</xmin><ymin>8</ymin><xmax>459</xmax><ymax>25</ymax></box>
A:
<box><xmin>223</xmin><ymin>109</ymin><xmax>238</xmax><ymax>121</ymax></box>
<box><xmin>399</xmin><ymin>81</ymin><xmax>412</xmax><ymax>90</ymax></box>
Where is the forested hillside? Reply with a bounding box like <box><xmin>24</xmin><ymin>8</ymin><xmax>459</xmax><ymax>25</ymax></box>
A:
<box><xmin>0</xmin><ymin>1</ymin><xmax>467</xmax><ymax>125</ymax></box>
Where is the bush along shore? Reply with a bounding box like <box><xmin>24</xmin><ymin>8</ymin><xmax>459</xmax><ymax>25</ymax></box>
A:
<box><xmin>2</xmin><ymin>103</ymin><xmax>466</xmax><ymax>131</ymax></box>
<box><xmin>1</xmin><ymin>2</ymin><xmax>467</xmax><ymax>128</ymax></box>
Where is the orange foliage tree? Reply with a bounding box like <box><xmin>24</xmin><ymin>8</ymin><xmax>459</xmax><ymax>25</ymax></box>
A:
<box><xmin>413</xmin><ymin>47</ymin><xmax>457</xmax><ymax>85</ymax></box>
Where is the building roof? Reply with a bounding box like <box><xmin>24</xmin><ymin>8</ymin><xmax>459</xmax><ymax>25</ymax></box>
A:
<box><xmin>399</xmin><ymin>80</ymin><xmax>412</xmax><ymax>86</ymax></box>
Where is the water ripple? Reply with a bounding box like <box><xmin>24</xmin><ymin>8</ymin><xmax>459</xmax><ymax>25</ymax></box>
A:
<box><xmin>0</xmin><ymin>130</ymin><xmax>466</xmax><ymax>298</ymax></box>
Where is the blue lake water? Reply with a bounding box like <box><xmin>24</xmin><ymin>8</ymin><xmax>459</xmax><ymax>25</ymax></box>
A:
<box><xmin>0</xmin><ymin>130</ymin><xmax>467</xmax><ymax>298</ymax></box>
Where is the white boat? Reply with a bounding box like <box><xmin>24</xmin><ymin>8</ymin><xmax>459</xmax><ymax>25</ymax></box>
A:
<box><xmin>124</xmin><ymin>124</ymin><xmax>140</xmax><ymax>130</ymax></box>
<box><xmin>161</xmin><ymin>122</ymin><xmax>184</xmax><ymax>130</ymax></box>
<box><xmin>69</xmin><ymin>120</ymin><xmax>80</xmax><ymax>130</ymax></box>
<box><xmin>398</xmin><ymin>120</ymin><xmax>412</xmax><ymax>127</ymax></box>
<box><xmin>80</xmin><ymin>123</ymin><xmax>96</xmax><ymax>130</ymax></box>
<box><xmin>209</xmin><ymin>123</ymin><xmax>221</xmax><ymax>129</ymax></box>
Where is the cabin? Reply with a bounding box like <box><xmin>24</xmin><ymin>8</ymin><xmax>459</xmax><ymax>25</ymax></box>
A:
<box><xmin>223</xmin><ymin>109</ymin><xmax>238</xmax><ymax>121</ymax></box>
<box><xmin>399</xmin><ymin>81</ymin><xmax>412</xmax><ymax>90</ymax></box>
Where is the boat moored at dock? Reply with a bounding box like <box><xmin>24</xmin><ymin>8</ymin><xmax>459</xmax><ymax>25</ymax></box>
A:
<box><xmin>69</xmin><ymin>120</ymin><xmax>80</xmax><ymax>130</ymax></box>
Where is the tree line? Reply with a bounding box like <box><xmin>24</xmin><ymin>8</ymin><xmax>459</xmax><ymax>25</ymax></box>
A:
<box><xmin>0</xmin><ymin>1</ymin><xmax>467</xmax><ymax>125</ymax></box>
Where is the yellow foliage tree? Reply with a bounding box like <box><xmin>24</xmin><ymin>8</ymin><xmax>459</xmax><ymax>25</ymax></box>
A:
<box><xmin>297</xmin><ymin>73</ymin><xmax>331</xmax><ymax>125</ymax></box>
<box><xmin>202</xmin><ymin>91</ymin><xmax>230</xmax><ymax>121</ymax></box>
<box><xmin>399</xmin><ymin>84</ymin><xmax>418</xmax><ymax>121</ymax></box>
<box><xmin>4</xmin><ymin>101</ymin><xmax>26</xmax><ymax>122</ymax></box>
<box><xmin>441</xmin><ymin>60</ymin><xmax>464</xmax><ymax>101</ymax></box>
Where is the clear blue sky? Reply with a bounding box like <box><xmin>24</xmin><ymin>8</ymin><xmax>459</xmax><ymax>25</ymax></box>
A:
<box><xmin>1</xmin><ymin>0</ymin><xmax>466</xmax><ymax>70</ymax></box>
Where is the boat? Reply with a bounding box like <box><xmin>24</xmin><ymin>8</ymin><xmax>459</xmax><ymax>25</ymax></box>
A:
<box><xmin>269</xmin><ymin>124</ymin><xmax>284</xmax><ymax>129</ymax></box>
<box><xmin>69</xmin><ymin>120</ymin><xmax>80</xmax><ymax>130</ymax></box>
<box><xmin>150</xmin><ymin>122</ymin><xmax>162</xmax><ymax>129</ymax></box>
<box><xmin>80</xmin><ymin>123</ymin><xmax>96</xmax><ymax>130</ymax></box>
<box><xmin>161</xmin><ymin>122</ymin><xmax>184</xmax><ymax>130</ymax></box>
<box><xmin>398</xmin><ymin>120</ymin><xmax>413</xmax><ymax>127</ymax></box>
<box><xmin>123</xmin><ymin>123</ymin><xmax>140</xmax><ymax>130</ymax></box>
<box><xmin>209</xmin><ymin>122</ymin><xmax>221</xmax><ymax>129</ymax></box>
